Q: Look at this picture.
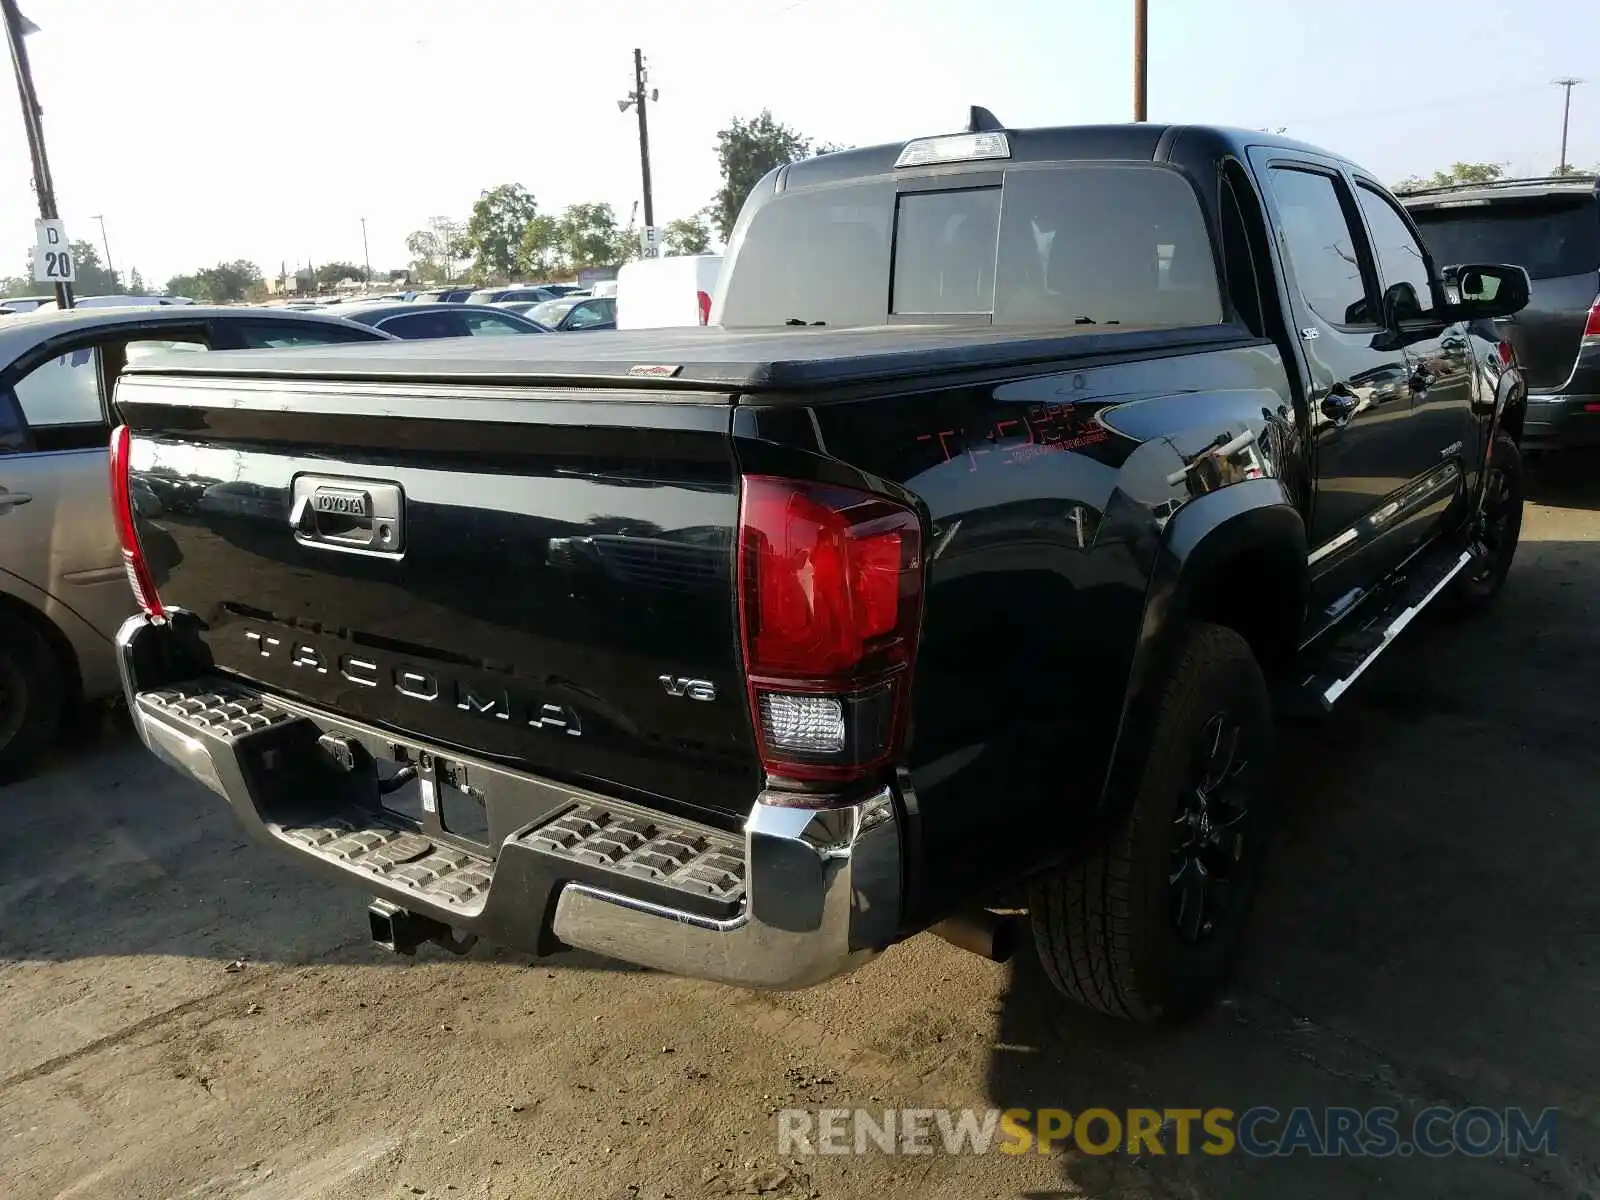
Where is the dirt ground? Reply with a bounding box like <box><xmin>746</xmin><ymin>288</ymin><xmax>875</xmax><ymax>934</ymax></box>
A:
<box><xmin>5</xmin><ymin>454</ymin><xmax>1600</xmax><ymax>1200</ymax></box>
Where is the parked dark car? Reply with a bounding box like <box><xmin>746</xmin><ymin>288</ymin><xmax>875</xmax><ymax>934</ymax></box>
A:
<box><xmin>525</xmin><ymin>295</ymin><xmax>616</xmax><ymax>331</ymax></box>
<box><xmin>332</xmin><ymin>302</ymin><xmax>550</xmax><ymax>339</ymax></box>
<box><xmin>112</xmin><ymin>117</ymin><xmax>1529</xmax><ymax>1022</ymax></box>
<box><xmin>1404</xmin><ymin>175</ymin><xmax>1600</xmax><ymax>451</ymax></box>
<box><xmin>410</xmin><ymin>287</ymin><xmax>475</xmax><ymax>304</ymax></box>
<box><xmin>466</xmin><ymin>286</ymin><xmax>568</xmax><ymax>305</ymax></box>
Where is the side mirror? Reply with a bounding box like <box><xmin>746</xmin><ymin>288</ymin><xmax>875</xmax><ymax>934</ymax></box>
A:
<box><xmin>1441</xmin><ymin>262</ymin><xmax>1530</xmax><ymax>322</ymax></box>
<box><xmin>1381</xmin><ymin>280</ymin><xmax>1425</xmax><ymax>329</ymax></box>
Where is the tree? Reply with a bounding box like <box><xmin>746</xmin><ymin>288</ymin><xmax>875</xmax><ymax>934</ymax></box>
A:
<box><xmin>1394</xmin><ymin>162</ymin><xmax>1506</xmax><ymax>194</ymax></box>
<box><xmin>466</xmin><ymin>185</ymin><xmax>538</xmax><ymax>281</ymax></box>
<box><xmin>166</xmin><ymin>260</ymin><xmax>262</xmax><ymax>303</ymax></box>
<box><xmin>165</xmin><ymin>273</ymin><xmax>203</xmax><ymax>300</ymax></box>
<box><xmin>405</xmin><ymin>228</ymin><xmax>445</xmax><ymax>280</ymax></box>
<box><xmin>200</xmin><ymin>260</ymin><xmax>262</xmax><ymax>303</ymax></box>
<box><xmin>67</xmin><ymin>240</ymin><xmax>121</xmax><ymax>295</ymax></box>
<box><xmin>556</xmin><ymin>202</ymin><xmax>624</xmax><ymax>271</ymax></box>
<box><xmin>127</xmin><ymin>267</ymin><xmax>148</xmax><ymax>296</ymax></box>
<box><xmin>711</xmin><ymin>111</ymin><xmax>815</xmax><ymax>239</ymax></box>
<box><xmin>314</xmin><ymin>261</ymin><xmax>363</xmax><ymax>288</ymax></box>
<box><xmin>517</xmin><ymin>213</ymin><xmax>563</xmax><ymax>279</ymax></box>
<box><xmin>663</xmin><ymin>214</ymin><xmax>712</xmax><ymax>256</ymax></box>
<box><xmin>1551</xmin><ymin>163</ymin><xmax>1599</xmax><ymax>178</ymax></box>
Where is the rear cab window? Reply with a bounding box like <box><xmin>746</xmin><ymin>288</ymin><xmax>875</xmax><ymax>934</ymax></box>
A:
<box><xmin>718</xmin><ymin>163</ymin><xmax>1225</xmax><ymax>330</ymax></box>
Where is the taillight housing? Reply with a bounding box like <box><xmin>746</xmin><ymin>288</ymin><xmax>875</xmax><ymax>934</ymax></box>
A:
<box><xmin>109</xmin><ymin>424</ymin><xmax>166</xmax><ymax>621</ymax></box>
<box><xmin>1584</xmin><ymin>296</ymin><xmax>1600</xmax><ymax>339</ymax></box>
<box><xmin>697</xmin><ymin>290</ymin><xmax>712</xmax><ymax>326</ymax></box>
<box><xmin>737</xmin><ymin>476</ymin><xmax>923</xmax><ymax>787</ymax></box>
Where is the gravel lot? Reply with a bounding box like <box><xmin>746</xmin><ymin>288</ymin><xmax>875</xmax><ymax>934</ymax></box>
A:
<box><xmin>4</xmin><ymin>453</ymin><xmax>1599</xmax><ymax>1200</ymax></box>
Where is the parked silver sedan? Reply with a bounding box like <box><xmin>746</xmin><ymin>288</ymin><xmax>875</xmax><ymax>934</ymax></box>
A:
<box><xmin>0</xmin><ymin>305</ymin><xmax>392</xmax><ymax>780</ymax></box>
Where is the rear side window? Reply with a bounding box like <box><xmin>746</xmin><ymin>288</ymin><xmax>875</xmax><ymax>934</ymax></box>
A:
<box><xmin>230</xmin><ymin>320</ymin><xmax>382</xmax><ymax>348</ymax></box>
<box><xmin>0</xmin><ymin>386</ymin><xmax>28</xmax><ymax>452</ymax></box>
<box><xmin>1410</xmin><ymin>197</ymin><xmax>1600</xmax><ymax>280</ymax></box>
<box><xmin>462</xmin><ymin>312</ymin><xmax>526</xmax><ymax>336</ymax></box>
<box><xmin>13</xmin><ymin>347</ymin><xmax>103</xmax><ymax>427</ymax></box>
<box><xmin>379</xmin><ymin>311</ymin><xmax>466</xmax><ymax>339</ymax></box>
<box><xmin>720</xmin><ymin>165</ymin><xmax>1223</xmax><ymax>329</ymax></box>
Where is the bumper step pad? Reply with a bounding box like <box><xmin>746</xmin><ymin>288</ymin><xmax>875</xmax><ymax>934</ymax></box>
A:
<box><xmin>520</xmin><ymin>803</ymin><xmax>747</xmax><ymax>908</ymax></box>
<box><xmin>281</xmin><ymin>822</ymin><xmax>495</xmax><ymax>913</ymax></box>
<box><xmin>139</xmin><ymin>685</ymin><xmax>293</xmax><ymax>740</ymax></box>
<box><xmin>136</xmin><ymin>681</ymin><xmax>745</xmax><ymax>920</ymax></box>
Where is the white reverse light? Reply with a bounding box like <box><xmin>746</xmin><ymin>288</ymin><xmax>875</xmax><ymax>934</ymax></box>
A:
<box><xmin>759</xmin><ymin>694</ymin><xmax>846</xmax><ymax>755</ymax></box>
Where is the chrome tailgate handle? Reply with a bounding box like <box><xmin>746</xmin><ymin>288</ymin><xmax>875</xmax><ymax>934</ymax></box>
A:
<box><xmin>289</xmin><ymin>475</ymin><xmax>404</xmax><ymax>556</ymax></box>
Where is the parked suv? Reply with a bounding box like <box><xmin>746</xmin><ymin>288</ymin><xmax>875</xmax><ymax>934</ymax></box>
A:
<box><xmin>1404</xmin><ymin>176</ymin><xmax>1600</xmax><ymax>451</ymax></box>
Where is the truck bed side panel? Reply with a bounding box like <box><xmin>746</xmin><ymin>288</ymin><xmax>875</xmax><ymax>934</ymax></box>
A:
<box><xmin>735</xmin><ymin>338</ymin><xmax>1301</xmax><ymax>916</ymax></box>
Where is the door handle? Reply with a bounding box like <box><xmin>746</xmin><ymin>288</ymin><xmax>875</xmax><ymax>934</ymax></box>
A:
<box><xmin>0</xmin><ymin>490</ymin><xmax>33</xmax><ymax>511</ymax></box>
<box><xmin>1320</xmin><ymin>390</ymin><xmax>1360</xmax><ymax>425</ymax></box>
<box><xmin>1409</xmin><ymin>368</ymin><xmax>1435</xmax><ymax>393</ymax></box>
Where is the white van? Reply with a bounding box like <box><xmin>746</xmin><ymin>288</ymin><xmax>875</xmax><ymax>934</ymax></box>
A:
<box><xmin>614</xmin><ymin>255</ymin><xmax>723</xmax><ymax>329</ymax></box>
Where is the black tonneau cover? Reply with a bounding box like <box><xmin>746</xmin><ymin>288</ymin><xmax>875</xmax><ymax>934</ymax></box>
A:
<box><xmin>119</xmin><ymin>322</ymin><xmax>1251</xmax><ymax>394</ymax></box>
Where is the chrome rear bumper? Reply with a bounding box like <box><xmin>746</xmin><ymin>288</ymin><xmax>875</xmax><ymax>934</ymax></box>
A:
<box><xmin>117</xmin><ymin>614</ymin><xmax>902</xmax><ymax>990</ymax></box>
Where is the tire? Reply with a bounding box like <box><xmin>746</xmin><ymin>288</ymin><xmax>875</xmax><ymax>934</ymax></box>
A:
<box><xmin>1444</xmin><ymin>432</ymin><xmax>1524</xmax><ymax>613</ymax></box>
<box><xmin>1028</xmin><ymin>622</ymin><xmax>1274</xmax><ymax>1022</ymax></box>
<box><xmin>0</xmin><ymin>610</ymin><xmax>66</xmax><ymax>784</ymax></box>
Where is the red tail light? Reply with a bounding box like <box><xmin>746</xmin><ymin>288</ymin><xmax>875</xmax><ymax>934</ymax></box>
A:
<box><xmin>1584</xmin><ymin>296</ymin><xmax>1600</xmax><ymax>339</ymax></box>
<box><xmin>697</xmin><ymin>290</ymin><xmax>712</xmax><ymax>326</ymax></box>
<box><xmin>737</xmin><ymin>476</ymin><xmax>923</xmax><ymax>787</ymax></box>
<box><xmin>1496</xmin><ymin>340</ymin><xmax>1515</xmax><ymax>369</ymax></box>
<box><xmin>109</xmin><ymin>424</ymin><xmax>166</xmax><ymax>621</ymax></box>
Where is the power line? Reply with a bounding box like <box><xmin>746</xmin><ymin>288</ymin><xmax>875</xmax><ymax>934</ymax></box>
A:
<box><xmin>1273</xmin><ymin>83</ymin><xmax>1554</xmax><ymax>129</ymax></box>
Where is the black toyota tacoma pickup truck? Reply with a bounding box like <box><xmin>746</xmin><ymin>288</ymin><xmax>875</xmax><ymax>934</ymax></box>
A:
<box><xmin>111</xmin><ymin>115</ymin><xmax>1530</xmax><ymax>1021</ymax></box>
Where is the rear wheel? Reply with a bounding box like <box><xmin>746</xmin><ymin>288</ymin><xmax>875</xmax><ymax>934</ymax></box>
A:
<box><xmin>1446</xmin><ymin>432</ymin><xmax>1524</xmax><ymax>612</ymax></box>
<box><xmin>1028</xmin><ymin>623</ymin><xmax>1274</xmax><ymax>1022</ymax></box>
<box><xmin>0</xmin><ymin>610</ymin><xmax>66</xmax><ymax>784</ymax></box>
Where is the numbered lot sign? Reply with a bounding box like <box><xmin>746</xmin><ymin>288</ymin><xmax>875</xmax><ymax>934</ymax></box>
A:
<box><xmin>33</xmin><ymin>219</ymin><xmax>75</xmax><ymax>283</ymax></box>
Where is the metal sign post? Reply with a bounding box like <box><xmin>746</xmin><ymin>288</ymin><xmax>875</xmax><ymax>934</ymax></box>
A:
<box><xmin>3</xmin><ymin>0</ymin><xmax>73</xmax><ymax>307</ymax></box>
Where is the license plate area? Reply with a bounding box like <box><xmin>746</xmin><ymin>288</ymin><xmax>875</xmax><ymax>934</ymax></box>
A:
<box><xmin>378</xmin><ymin>746</ymin><xmax>491</xmax><ymax>853</ymax></box>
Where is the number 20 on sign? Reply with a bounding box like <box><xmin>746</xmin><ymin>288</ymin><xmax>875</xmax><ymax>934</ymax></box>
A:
<box><xmin>33</xmin><ymin>218</ymin><xmax>75</xmax><ymax>283</ymax></box>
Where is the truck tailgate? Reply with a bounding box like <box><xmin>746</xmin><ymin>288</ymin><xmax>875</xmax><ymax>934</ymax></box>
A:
<box><xmin>114</xmin><ymin>374</ymin><xmax>760</xmax><ymax>826</ymax></box>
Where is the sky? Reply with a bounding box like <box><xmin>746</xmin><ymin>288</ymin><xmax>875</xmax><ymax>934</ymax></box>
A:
<box><xmin>2</xmin><ymin>0</ymin><xmax>1597</xmax><ymax>289</ymax></box>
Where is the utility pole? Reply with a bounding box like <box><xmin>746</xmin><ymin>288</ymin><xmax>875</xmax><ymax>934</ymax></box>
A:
<box><xmin>91</xmin><ymin>213</ymin><xmax>114</xmax><ymax>286</ymax></box>
<box><xmin>1133</xmin><ymin>0</ymin><xmax>1148</xmax><ymax>122</ymax></box>
<box><xmin>360</xmin><ymin>216</ymin><xmax>371</xmax><ymax>282</ymax></box>
<box><xmin>1553</xmin><ymin>78</ymin><xmax>1584</xmax><ymax>175</ymax></box>
<box><xmin>3</xmin><ymin>0</ymin><xmax>72</xmax><ymax>307</ymax></box>
<box><xmin>618</xmin><ymin>49</ymin><xmax>656</xmax><ymax>249</ymax></box>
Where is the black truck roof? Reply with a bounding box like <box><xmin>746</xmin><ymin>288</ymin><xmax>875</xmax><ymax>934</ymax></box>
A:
<box><xmin>778</xmin><ymin>121</ymin><xmax>1348</xmax><ymax>191</ymax></box>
